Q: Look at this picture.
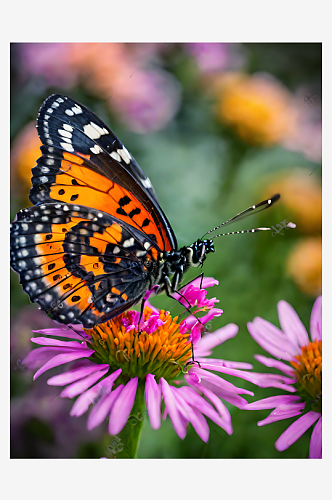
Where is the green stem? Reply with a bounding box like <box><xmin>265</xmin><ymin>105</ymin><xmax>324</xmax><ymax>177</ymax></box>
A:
<box><xmin>108</xmin><ymin>381</ymin><xmax>146</xmax><ymax>459</ymax></box>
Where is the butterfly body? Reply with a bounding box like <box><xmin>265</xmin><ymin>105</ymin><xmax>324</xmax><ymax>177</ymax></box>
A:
<box><xmin>10</xmin><ymin>94</ymin><xmax>216</xmax><ymax>327</ymax></box>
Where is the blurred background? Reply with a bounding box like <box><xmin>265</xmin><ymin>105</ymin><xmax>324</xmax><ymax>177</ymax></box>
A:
<box><xmin>10</xmin><ymin>42</ymin><xmax>322</xmax><ymax>459</ymax></box>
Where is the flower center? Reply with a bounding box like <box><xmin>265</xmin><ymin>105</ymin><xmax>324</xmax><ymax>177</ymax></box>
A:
<box><xmin>84</xmin><ymin>307</ymin><xmax>192</xmax><ymax>381</ymax></box>
<box><xmin>290</xmin><ymin>340</ymin><xmax>322</xmax><ymax>411</ymax></box>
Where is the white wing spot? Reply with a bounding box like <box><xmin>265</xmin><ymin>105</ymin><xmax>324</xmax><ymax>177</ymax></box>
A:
<box><xmin>117</xmin><ymin>147</ymin><xmax>131</xmax><ymax>164</ymax></box>
<box><xmin>123</xmin><ymin>238</ymin><xmax>135</xmax><ymax>248</ymax></box>
<box><xmin>110</xmin><ymin>151</ymin><xmax>121</xmax><ymax>162</ymax></box>
<box><xmin>44</xmin><ymin>293</ymin><xmax>53</xmax><ymax>303</ymax></box>
<box><xmin>21</xmin><ymin>223</ymin><xmax>28</xmax><ymax>231</ymax></box>
<box><xmin>144</xmin><ymin>242</ymin><xmax>151</xmax><ymax>250</ymax></box>
<box><xmin>141</xmin><ymin>177</ymin><xmax>152</xmax><ymax>189</ymax></box>
<box><xmin>60</xmin><ymin>142</ymin><xmax>74</xmax><ymax>152</ymax></box>
<box><xmin>58</xmin><ymin>129</ymin><xmax>72</xmax><ymax>138</ymax></box>
<box><xmin>65</xmin><ymin>109</ymin><xmax>74</xmax><ymax>116</ymax></box>
<box><xmin>113</xmin><ymin>246</ymin><xmax>120</xmax><ymax>254</ymax></box>
<box><xmin>84</xmin><ymin>122</ymin><xmax>109</xmax><ymax>140</ymax></box>
<box><xmin>72</xmin><ymin>105</ymin><xmax>82</xmax><ymax>115</ymax></box>
<box><xmin>63</xmin><ymin>124</ymin><xmax>74</xmax><ymax>132</ymax></box>
<box><xmin>90</xmin><ymin>144</ymin><xmax>103</xmax><ymax>154</ymax></box>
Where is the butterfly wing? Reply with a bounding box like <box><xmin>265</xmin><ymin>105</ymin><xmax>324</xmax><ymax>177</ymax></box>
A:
<box><xmin>31</xmin><ymin>94</ymin><xmax>177</xmax><ymax>253</ymax></box>
<box><xmin>11</xmin><ymin>203</ymin><xmax>159</xmax><ymax>327</ymax></box>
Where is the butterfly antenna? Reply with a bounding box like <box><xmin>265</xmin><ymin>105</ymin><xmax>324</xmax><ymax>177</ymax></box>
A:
<box><xmin>201</xmin><ymin>194</ymin><xmax>280</xmax><ymax>239</ymax></box>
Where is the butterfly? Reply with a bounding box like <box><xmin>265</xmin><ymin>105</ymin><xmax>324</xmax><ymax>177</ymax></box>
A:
<box><xmin>10</xmin><ymin>94</ymin><xmax>280</xmax><ymax>328</ymax></box>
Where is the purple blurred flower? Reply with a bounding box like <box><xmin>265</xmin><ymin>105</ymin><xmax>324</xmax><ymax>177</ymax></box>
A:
<box><xmin>246</xmin><ymin>296</ymin><xmax>322</xmax><ymax>458</ymax></box>
<box><xmin>16</xmin><ymin>43</ymin><xmax>79</xmax><ymax>88</ymax></box>
<box><xmin>112</xmin><ymin>69</ymin><xmax>181</xmax><ymax>134</ymax></box>
<box><xmin>21</xmin><ymin>278</ymin><xmax>259</xmax><ymax>443</ymax></box>
<box><xmin>185</xmin><ymin>43</ymin><xmax>230</xmax><ymax>73</ymax></box>
<box><xmin>282</xmin><ymin>88</ymin><xmax>322</xmax><ymax>163</ymax></box>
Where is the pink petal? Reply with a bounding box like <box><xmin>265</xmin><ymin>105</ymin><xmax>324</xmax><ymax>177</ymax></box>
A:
<box><xmin>201</xmin><ymin>380</ymin><xmax>250</xmax><ymax>409</ymax></box>
<box><xmin>190</xmin><ymin>367</ymin><xmax>254</xmax><ymax>396</ymax></box>
<box><xmin>171</xmin><ymin>387</ymin><xmax>210</xmax><ymax>442</ymax></box>
<box><xmin>254</xmin><ymin>354</ymin><xmax>295</xmax><ymax>376</ymax></box>
<box><xmin>258</xmin><ymin>403</ymin><xmax>306</xmax><ymax>426</ymax></box>
<box><xmin>32</xmin><ymin>326</ymin><xmax>88</xmax><ymax>340</ymax></box>
<box><xmin>70</xmin><ymin>370</ymin><xmax>122</xmax><ymax>417</ymax></box>
<box><xmin>108</xmin><ymin>377</ymin><xmax>138</xmax><ymax>435</ymax></box>
<box><xmin>144</xmin><ymin>285</ymin><xmax>159</xmax><ymax>300</ymax></box>
<box><xmin>277</xmin><ymin>300</ymin><xmax>309</xmax><ymax>348</ymax></box>
<box><xmin>310</xmin><ymin>295</ymin><xmax>322</xmax><ymax>342</ymax></box>
<box><xmin>60</xmin><ymin>367</ymin><xmax>109</xmax><ymax>398</ymax></box>
<box><xmin>275</xmin><ymin>411</ymin><xmax>320</xmax><ymax>451</ymax></box>
<box><xmin>245</xmin><ymin>395</ymin><xmax>301</xmax><ymax>410</ymax></box>
<box><xmin>181</xmin><ymin>277</ymin><xmax>219</xmax><ymax>292</ymax></box>
<box><xmin>145</xmin><ymin>374</ymin><xmax>161</xmax><ymax>430</ymax></box>
<box><xmin>195</xmin><ymin>358</ymin><xmax>253</xmax><ymax>370</ymax></box>
<box><xmin>87</xmin><ymin>384</ymin><xmax>124</xmax><ymax>430</ymax></box>
<box><xmin>47</xmin><ymin>362</ymin><xmax>109</xmax><ymax>386</ymax></box>
<box><xmin>187</xmin><ymin>378</ymin><xmax>232</xmax><ymax>434</ymax></box>
<box><xmin>309</xmin><ymin>416</ymin><xmax>322</xmax><ymax>458</ymax></box>
<box><xmin>31</xmin><ymin>337</ymin><xmax>89</xmax><ymax>349</ymax></box>
<box><xmin>22</xmin><ymin>347</ymin><xmax>77</xmax><ymax>370</ymax></box>
<box><xmin>247</xmin><ymin>319</ymin><xmax>299</xmax><ymax>360</ymax></box>
<box><xmin>178</xmin><ymin>386</ymin><xmax>231</xmax><ymax>434</ymax></box>
<box><xmin>33</xmin><ymin>349</ymin><xmax>93</xmax><ymax>379</ymax></box>
<box><xmin>233</xmin><ymin>371</ymin><xmax>296</xmax><ymax>392</ymax></box>
<box><xmin>160</xmin><ymin>378</ymin><xmax>187</xmax><ymax>439</ymax></box>
<box><xmin>194</xmin><ymin>323</ymin><xmax>239</xmax><ymax>355</ymax></box>
<box><xmin>189</xmin><ymin>407</ymin><xmax>211</xmax><ymax>441</ymax></box>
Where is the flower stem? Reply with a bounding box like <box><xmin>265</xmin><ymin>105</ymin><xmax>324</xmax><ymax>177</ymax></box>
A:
<box><xmin>108</xmin><ymin>381</ymin><xmax>146</xmax><ymax>459</ymax></box>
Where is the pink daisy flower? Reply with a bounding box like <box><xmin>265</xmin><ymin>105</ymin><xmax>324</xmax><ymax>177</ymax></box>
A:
<box><xmin>246</xmin><ymin>296</ymin><xmax>322</xmax><ymax>458</ymax></box>
<box><xmin>22</xmin><ymin>277</ymin><xmax>259</xmax><ymax>457</ymax></box>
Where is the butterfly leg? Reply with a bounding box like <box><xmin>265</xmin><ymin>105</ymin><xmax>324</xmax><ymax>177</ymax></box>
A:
<box><xmin>163</xmin><ymin>275</ymin><xmax>202</xmax><ymax>367</ymax></box>
<box><xmin>177</xmin><ymin>272</ymin><xmax>205</xmax><ymax>294</ymax></box>
<box><xmin>137</xmin><ymin>298</ymin><xmax>146</xmax><ymax>334</ymax></box>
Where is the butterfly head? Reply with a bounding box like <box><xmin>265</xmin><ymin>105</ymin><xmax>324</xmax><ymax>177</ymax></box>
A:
<box><xmin>187</xmin><ymin>239</ymin><xmax>215</xmax><ymax>268</ymax></box>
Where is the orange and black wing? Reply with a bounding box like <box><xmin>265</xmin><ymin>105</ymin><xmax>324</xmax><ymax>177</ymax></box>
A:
<box><xmin>30</xmin><ymin>94</ymin><xmax>177</xmax><ymax>253</ymax></box>
<box><xmin>11</xmin><ymin>203</ymin><xmax>158</xmax><ymax>327</ymax></box>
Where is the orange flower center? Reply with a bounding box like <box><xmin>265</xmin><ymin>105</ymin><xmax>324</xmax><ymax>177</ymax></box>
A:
<box><xmin>290</xmin><ymin>340</ymin><xmax>322</xmax><ymax>407</ymax></box>
<box><xmin>84</xmin><ymin>307</ymin><xmax>192</xmax><ymax>381</ymax></box>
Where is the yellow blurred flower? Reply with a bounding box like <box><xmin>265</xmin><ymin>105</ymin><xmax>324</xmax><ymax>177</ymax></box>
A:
<box><xmin>286</xmin><ymin>237</ymin><xmax>322</xmax><ymax>296</ymax></box>
<box><xmin>215</xmin><ymin>72</ymin><xmax>297</xmax><ymax>146</ymax></box>
<box><xmin>11</xmin><ymin>121</ymin><xmax>42</xmax><ymax>191</ymax></box>
<box><xmin>265</xmin><ymin>170</ymin><xmax>321</xmax><ymax>234</ymax></box>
